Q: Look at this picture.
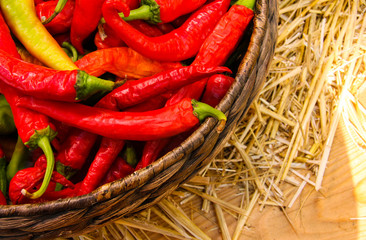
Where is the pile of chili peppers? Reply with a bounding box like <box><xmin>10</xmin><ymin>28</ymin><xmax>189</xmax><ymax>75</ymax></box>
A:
<box><xmin>0</xmin><ymin>0</ymin><xmax>255</xmax><ymax>205</ymax></box>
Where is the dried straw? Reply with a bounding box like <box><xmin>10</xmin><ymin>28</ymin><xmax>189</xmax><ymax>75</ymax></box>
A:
<box><xmin>76</xmin><ymin>0</ymin><xmax>366</xmax><ymax>239</ymax></box>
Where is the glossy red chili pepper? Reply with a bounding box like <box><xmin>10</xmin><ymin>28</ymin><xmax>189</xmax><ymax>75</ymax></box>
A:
<box><xmin>0</xmin><ymin>12</ymin><xmax>20</xmax><ymax>59</ymax></box>
<box><xmin>97</xmin><ymin>65</ymin><xmax>231</xmax><ymax>111</ymax></box>
<box><xmin>135</xmin><ymin>138</ymin><xmax>170</xmax><ymax>170</ymax></box>
<box><xmin>55</xmin><ymin>128</ymin><xmax>98</xmax><ymax>179</ymax></box>
<box><xmin>36</xmin><ymin>0</ymin><xmax>75</xmax><ymax>35</ymax></box>
<box><xmin>101</xmin><ymin>156</ymin><xmax>135</xmax><ymax>185</ymax></box>
<box><xmin>192</xmin><ymin>0</ymin><xmax>255</xmax><ymax>66</ymax></box>
<box><xmin>201</xmin><ymin>74</ymin><xmax>235</xmax><ymax>107</ymax></box>
<box><xmin>165</xmin><ymin>78</ymin><xmax>207</xmax><ymax>107</ymax></box>
<box><xmin>0</xmin><ymin>190</ymin><xmax>6</xmax><ymax>205</ymax></box>
<box><xmin>0</xmin><ymin>49</ymin><xmax>115</xmax><ymax>102</ymax></box>
<box><xmin>17</xmin><ymin>97</ymin><xmax>227</xmax><ymax>141</ymax></box>
<box><xmin>95</xmin><ymin>23</ymin><xmax>127</xmax><ymax>50</ymax></box>
<box><xmin>78</xmin><ymin>138</ymin><xmax>125</xmax><ymax>195</ymax></box>
<box><xmin>102</xmin><ymin>0</ymin><xmax>230</xmax><ymax>61</ymax></box>
<box><xmin>75</xmin><ymin>47</ymin><xmax>181</xmax><ymax>79</ymax></box>
<box><xmin>70</xmin><ymin>0</ymin><xmax>105</xmax><ymax>53</ymax></box>
<box><xmin>9</xmin><ymin>156</ymin><xmax>74</xmax><ymax>204</ymax></box>
<box><xmin>123</xmin><ymin>94</ymin><xmax>169</xmax><ymax>112</ymax></box>
<box><xmin>111</xmin><ymin>0</ymin><xmax>207</xmax><ymax>24</ymax></box>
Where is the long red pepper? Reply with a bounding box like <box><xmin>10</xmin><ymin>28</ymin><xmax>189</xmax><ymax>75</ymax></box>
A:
<box><xmin>77</xmin><ymin>138</ymin><xmax>125</xmax><ymax>195</ymax></box>
<box><xmin>17</xmin><ymin>97</ymin><xmax>227</xmax><ymax>141</ymax></box>
<box><xmin>96</xmin><ymin>65</ymin><xmax>231</xmax><ymax>111</ymax></box>
<box><xmin>0</xmin><ymin>49</ymin><xmax>115</xmax><ymax>102</ymax></box>
<box><xmin>9</xmin><ymin>156</ymin><xmax>74</xmax><ymax>204</ymax></box>
<box><xmin>70</xmin><ymin>0</ymin><xmax>105</xmax><ymax>53</ymax></box>
<box><xmin>111</xmin><ymin>0</ymin><xmax>207</xmax><ymax>24</ymax></box>
<box><xmin>201</xmin><ymin>74</ymin><xmax>235</xmax><ymax>107</ymax></box>
<box><xmin>75</xmin><ymin>47</ymin><xmax>182</xmax><ymax>79</ymax></box>
<box><xmin>102</xmin><ymin>0</ymin><xmax>230</xmax><ymax>61</ymax></box>
<box><xmin>101</xmin><ymin>156</ymin><xmax>135</xmax><ymax>185</ymax></box>
<box><xmin>192</xmin><ymin>0</ymin><xmax>255</xmax><ymax>66</ymax></box>
<box><xmin>0</xmin><ymin>12</ymin><xmax>57</xmax><ymax>200</ymax></box>
<box><xmin>36</xmin><ymin>0</ymin><xmax>75</xmax><ymax>35</ymax></box>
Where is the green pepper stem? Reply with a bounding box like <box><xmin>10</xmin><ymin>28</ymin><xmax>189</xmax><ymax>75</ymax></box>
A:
<box><xmin>21</xmin><ymin>136</ymin><xmax>55</xmax><ymax>199</ymax></box>
<box><xmin>6</xmin><ymin>135</ymin><xmax>30</xmax><ymax>182</ymax></box>
<box><xmin>100</xmin><ymin>0</ymin><xmax>160</xmax><ymax>24</ymax></box>
<box><xmin>42</xmin><ymin>0</ymin><xmax>68</xmax><ymax>25</ymax></box>
<box><xmin>235</xmin><ymin>0</ymin><xmax>256</xmax><ymax>10</ymax></box>
<box><xmin>192</xmin><ymin>100</ymin><xmax>227</xmax><ymax>133</ymax></box>
<box><xmin>62</xmin><ymin>42</ymin><xmax>78</xmax><ymax>61</ymax></box>
<box><xmin>0</xmin><ymin>156</ymin><xmax>7</xmax><ymax>198</ymax></box>
<box><xmin>123</xmin><ymin>143</ymin><xmax>138</xmax><ymax>167</ymax></box>
<box><xmin>75</xmin><ymin>71</ymin><xmax>115</xmax><ymax>101</ymax></box>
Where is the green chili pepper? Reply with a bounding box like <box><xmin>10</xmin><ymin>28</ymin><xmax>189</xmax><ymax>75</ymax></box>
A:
<box><xmin>0</xmin><ymin>95</ymin><xmax>16</xmax><ymax>135</ymax></box>
<box><xmin>6</xmin><ymin>135</ymin><xmax>31</xmax><ymax>182</ymax></box>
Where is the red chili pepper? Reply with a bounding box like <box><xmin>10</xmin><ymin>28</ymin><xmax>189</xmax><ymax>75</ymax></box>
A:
<box><xmin>102</xmin><ymin>0</ymin><xmax>230</xmax><ymax>61</ymax></box>
<box><xmin>55</xmin><ymin>128</ymin><xmax>98</xmax><ymax>179</ymax></box>
<box><xmin>0</xmin><ymin>12</ymin><xmax>20</xmax><ymax>59</ymax></box>
<box><xmin>9</xmin><ymin>156</ymin><xmax>74</xmax><ymax>204</ymax></box>
<box><xmin>101</xmin><ymin>156</ymin><xmax>135</xmax><ymax>185</ymax></box>
<box><xmin>78</xmin><ymin>138</ymin><xmax>125</xmax><ymax>195</ymax></box>
<box><xmin>75</xmin><ymin>47</ymin><xmax>182</xmax><ymax>79</ymax></box>
<box><xmin>201</xmin><ymin>74</ymin><xmax>235</xmax><ymax>107</ymax></box>
<box><xmin>17</xmin><ymin>97</ymin><xmax>227</xmax><ymax>141</ymax></box>
<box><xmin>0</xmin><ymin>49</ymin><xmax>115</xmax><ymax>102</ymax></box>
<box><xmin>135</xmin><ymin>138</ymin><xmax>170</xmax><ymax>170</ymax></box>
<box><xmin>109</xmin><ymin>0</ymin><xmax>207</xmax><ymax>24</ymax></box>
<box><xmin>123</xmin><ymin>94</ymin><xmax>169</xmax><ymax>112</ymax></box>
<box><xmin>155</xmin><ymin>22</ymin><xmax>175</xmax><ymax>34</ymax></box>
<box><xmin>192</xmin><ymin>0</ymin><xmax>255</xmax><ymax>66</ymax></box>
<box><xmin>70</xmin><ymin>0</ymin><xmax>105</xmax><ymax>53</ymax></box>
<box><xmin>165</xmin><ymin>78</ymin><xmax>207</xmax><ymax>107</ymax></box>
<box><xmin>36</xmin><ymin>0</ymin><xmax>75</xmax><ymax>35</ymax></box>
<box><xmin>0</xmin><ymin>189</ymin><xmax>6</xmax><ymax>205</ymax></box>
<box><xmin>96</xmin><ymin>65</ymin><xmax>231</xmax><ymax>111</ymax></box>
<box><xmin>95</xmin><ymin>23</ymin><xmax>127</xmax><ymax>50</ymax></box>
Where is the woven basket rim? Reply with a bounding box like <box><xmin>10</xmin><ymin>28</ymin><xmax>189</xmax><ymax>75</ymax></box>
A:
<box><xmin>0</xmin><ymin>0</ymin><xmax>272</xmax><ymax>217</ymax></box>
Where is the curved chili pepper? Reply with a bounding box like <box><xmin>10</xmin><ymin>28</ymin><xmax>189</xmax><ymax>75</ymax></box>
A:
<box><xmin>55</xmin><ymin>128</ymin><xmax>98</xmax><ymax>179</ymax></box>
<box><xmin>70</xmin><ymin>0</ymin><xmax>105</xmax><ymax>53</ymax></box>
<box><xmin>78</xmin><ymin>138</ymin><xmax>125</xmax><ymax>195</ymax></box>
<box><xmin>17</xmin><ymin>97</ymin><xmax>227</xmax><ymax>141</ymax></box>
<box><xmin>101</xmin><ymin>156</ymin><xmax>135</xmax><ymax>185</ymax></box>
<box><xmin>104</xmin><ymin>0</ymin><xmax>207</xmax><ymax>24</ymax></box>
<box><xmin>36</xmin><ymin>0</ymin><xmax>75</xmax><ymax>35</ymax></box>
<box><xmin>135</xmin><ymin>138</ymin><xmax>169</xmax><ymax>170</ymax></box>
<box><xmin>102</xmin><ymin>0</ymin><xmax>230</xmax><ymax>61</ymax></box>
<box><xmin>0</xmin><ymin>145</ymin><xmax>7</xmax><ymax>198</ymax></box>
<box><xmin>75</xmin><ymin>47</ymin><xmax>182</xmax><ymax>79</ymax></box>
<box><xmin>0</xmin><ymin>50</ymin><xmax>115</xmax><ymax>102</ymax></box>
<box><xmin>40</xmin><ymin>0</ymin><xmax>69</xmax><ymax>25</ymax></box>
<box><xmin>97</xmin><ymin>65</ymin><xmax>231</xmax><ymax>111</ymax></box>
<box><xmin>0</xmin><ymin>12</ymin><xmax>20</xmax><ymax>59</ymax></box>
<box><xmin>192</xmin><ymin>0</ymin><xmax>255</xmax><ymax>66</ymax></box>
<box><xmin>0</xmin><ymin>0</ymin><xmax>78</xmax><ymax>70</ymax></box>
<box><xmin>95</xmin><ymin>19</ymin><xmax>163</xmax><ymax>50</ymax></box>
<box><xmin>0</xmin><ymin>7</ymin><xmax>58</xmax><ymax>200</ymax></box>
<box><xmin>201</xmin><ymin>74</ymin><xmax>235</xmax><ymax>107</ymax></box>
<box><xmin>0</xmin><ymin>94</ymin><xmax>16</xmax><ymax>135</ymax></box>
<box><xmin>9</xmin><ymin>156</ymin><xmax>74</xmax><ymax>204</ymax></box>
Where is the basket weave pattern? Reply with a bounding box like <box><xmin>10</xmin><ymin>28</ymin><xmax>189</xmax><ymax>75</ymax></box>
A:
<box><xmin>0</xmin><ymin>0</ymin><xmax>278</xmax><ymax>238</ymax></box>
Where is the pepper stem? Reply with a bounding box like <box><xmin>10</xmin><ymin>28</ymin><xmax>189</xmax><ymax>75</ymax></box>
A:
<box><xmin>75</xmin><ymin>70</ymin><xmax>116</xmax><ymax>101</ymax></box>
<box><xmin>191</xmin><ymin>99</ymin><xmax>227</xmax><ymax>133</ymax></box>
<box><xmin>235</xmin><ymin>0</ymin><xmax>256</xmax><ymax>10</ymax></box>
<box><xmin>100</xmin><ymin>0</ymin><xmax>161</xmax><ymax>24</ymax></box>
<box><xmin>21</xmin><ymin>136</ymin><xmax>55</xmax><ymax>199</ymax></box>
<box><xmin>62</xmin><ymin>42</ymin><xmax>78</xmax><ymax>62</ymax></box>
<box><xmin>42</xmin><ymin>0</ymin><xmax>68</xmax><ymax>25</ymax></box>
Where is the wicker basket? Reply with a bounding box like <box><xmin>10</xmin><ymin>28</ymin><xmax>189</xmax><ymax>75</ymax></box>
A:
<box><xmin>0</xmin><ymin>0</ymin><xmax>278</xmax><ymax>239</ymax></box>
